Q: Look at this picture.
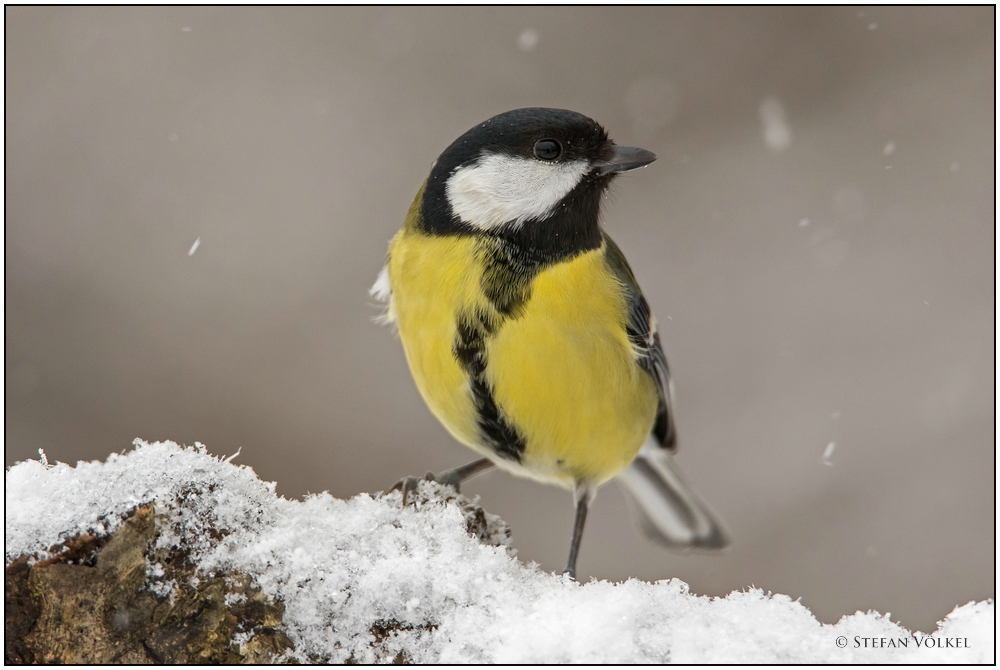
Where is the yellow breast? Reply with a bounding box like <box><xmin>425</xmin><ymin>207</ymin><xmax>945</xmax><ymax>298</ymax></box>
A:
<box><xmin>388</xmin><ymin>229</ymin><xmax>486</xmax><ymax>449</ymax></box>
<box><xmin>485</xmin><ymin>250</ymin><xmax>657</xmax><ymax>486</ymax></box>
<box><xmin>387</xmin><ymin>218</ymin><xmax>657</xmax><ymax>488</ymax></box>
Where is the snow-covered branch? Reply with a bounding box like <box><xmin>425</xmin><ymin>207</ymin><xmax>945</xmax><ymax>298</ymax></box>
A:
<box><xmin>5</xmin><ymin>441</ymin><xmax>992</xmax><ymax>663</ymax></box>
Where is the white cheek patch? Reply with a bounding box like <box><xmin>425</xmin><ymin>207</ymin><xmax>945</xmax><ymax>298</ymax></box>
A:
<box><xmin>445</xmin><ymin>154</ymin><xmax>590</xmax><ymax>229</ymax></box>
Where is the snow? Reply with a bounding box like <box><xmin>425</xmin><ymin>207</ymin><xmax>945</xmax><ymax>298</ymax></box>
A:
<box><xmin>759</xmin><ymin>97</ymin><xmax>792</xmax><ymax>152</ymax></box>
<box><xmin>518</xmin><ymin>28</ymin><xmax>539</xmax><ymax>51</ymax></box>
<box><xmin>188</xmin><ymin>236</ymin><xmax>201</xmax><ymax>256</ymax></box>
<box><xmin>822</xmin><ymin>441</ymin><xmax>836</xmax><ymax>466</ymax></box>
<box><xmin>6</xmin><ymin>441</ymin><xmax>993</xmax><ymax>663</ymax></box>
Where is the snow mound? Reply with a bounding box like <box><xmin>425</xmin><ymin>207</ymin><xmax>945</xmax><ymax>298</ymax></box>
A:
<box><xmin>6</xmin><ymin>441</ymin><xmax>993</xmax><ymax>663</ymax></box>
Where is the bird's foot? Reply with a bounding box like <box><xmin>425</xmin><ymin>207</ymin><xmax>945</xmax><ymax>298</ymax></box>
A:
<box><xmin>431</xmin><ymin>469</ymin><xmax>465</xmax><ymax>492</ymax></box>
<box><xmin>388</xmin><ymin>459</ymin><xmax>493</xmax><ymax>506</ymax></box>
<box><xmin>389</xmin><ymin>472</ymin><xmax>436</xmax><ymax>506</ymax></box>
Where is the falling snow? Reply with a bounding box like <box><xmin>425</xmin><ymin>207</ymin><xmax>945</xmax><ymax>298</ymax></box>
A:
<box><xmin>518</xmin><ymin>28</ymin><xmax>539</xmax><ymax>51</ymax></box>
<box><xmin>759</xmin><ymin>97</ymin><xmax>792</xmax><ymax>152</ymax></box>
<box><xmin>822</xmin><ymin>442</ymin><xmax>836</xmax><ymax>466</ymax></box>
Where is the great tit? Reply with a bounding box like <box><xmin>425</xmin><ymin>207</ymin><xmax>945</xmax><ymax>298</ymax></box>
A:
<box><xmin>373</xmin><ymin>108</ymin><xmax>729</xmax><ymax>579</ymax></box>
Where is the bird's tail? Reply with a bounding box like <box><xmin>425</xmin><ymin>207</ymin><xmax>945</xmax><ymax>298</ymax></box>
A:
<box><xmin>616</xmin><ymin>439</ymin><xmax>730</xmax><ymax>550</ymax></box>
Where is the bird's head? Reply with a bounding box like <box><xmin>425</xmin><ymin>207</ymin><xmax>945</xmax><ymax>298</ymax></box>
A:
<box><xmin>420</xmin><ymin>108</ymin><xmax>656</xmax><ymax>244</ymax></box>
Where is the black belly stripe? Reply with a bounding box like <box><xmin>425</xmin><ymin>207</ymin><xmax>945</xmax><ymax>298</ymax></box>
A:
<box><xmin>453</xmin><ymin>308</ymin><xmax>526</xmax><ymax>463</ymax></box>
<box><xmin>453</xmin><ymin>236</ymin><xmax>589</xmax><ymax>462</ymax></box>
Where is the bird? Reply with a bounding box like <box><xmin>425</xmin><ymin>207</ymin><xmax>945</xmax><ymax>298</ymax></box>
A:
<box><xmin>371</xmin><ymin>107</ymin><xmax>729</xmax><ymax>579</ymax></box>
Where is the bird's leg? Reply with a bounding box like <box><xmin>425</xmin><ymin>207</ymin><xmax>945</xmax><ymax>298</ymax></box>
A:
<box><xmin>434</xmin><ymin>457</ymin><xmax>495</xmax><ymax>492</ymax></box>
<box><xmin>390</xmin><ymin>457</ymin><xmax>495</xmax><ymax>505</ymax></box>
<box><xmin>563</xmin><ymin>483</ymin><xmax>594</xmax><ymax>580</ymax></box>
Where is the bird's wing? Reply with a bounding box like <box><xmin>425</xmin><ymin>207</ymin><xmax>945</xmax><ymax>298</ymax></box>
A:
<box><xmin>602</xmin><ymin>231</ymin><xmax>676</xmax><ymax>449</ymax></box>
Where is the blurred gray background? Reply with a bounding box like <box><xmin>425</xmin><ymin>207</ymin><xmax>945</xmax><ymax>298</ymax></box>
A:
<box><xmin>5</xmin><ymin>7</ymin><xmax>993</xmax><ymax>632</ymax></box>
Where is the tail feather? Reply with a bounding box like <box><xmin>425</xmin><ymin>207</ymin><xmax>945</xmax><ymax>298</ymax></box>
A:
<box><xmin>617</xmin><ymin>440</ymin><xmax>730</xmax><ymax>550</ymax></box>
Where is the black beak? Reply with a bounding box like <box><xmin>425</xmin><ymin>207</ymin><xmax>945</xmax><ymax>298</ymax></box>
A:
<box><xmin>595</xmin><ymin>145</ymin><xmax>657</xmax><ymax>175</ymax></box>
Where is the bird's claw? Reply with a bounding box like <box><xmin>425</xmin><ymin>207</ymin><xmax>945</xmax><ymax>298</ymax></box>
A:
<box><xmin>389</xmin><ymin>467</ymin><xmax>468</xmax><ymax>506</ymax></box>
<box><xmin>389</xmin><ymin>471</ymin><xmax>436</xmax><ymax>506</ymax></box>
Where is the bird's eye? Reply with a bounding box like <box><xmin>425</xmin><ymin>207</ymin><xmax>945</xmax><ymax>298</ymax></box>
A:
<box><xmin>533</xmin><ymin>139</ymin><xmax>562</xmax><ymax>161</ymax></box>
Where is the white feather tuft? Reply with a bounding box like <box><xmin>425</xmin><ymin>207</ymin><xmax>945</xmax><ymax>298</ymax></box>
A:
<box><xmin>369</xmin><ymin>265</ymin><xmax>396</xmax><ymax>326</ymax></box>
<box><xmin>369</xmin><ymin>265</ymin><xmax>392</xmax><ymax>302</ymax></box>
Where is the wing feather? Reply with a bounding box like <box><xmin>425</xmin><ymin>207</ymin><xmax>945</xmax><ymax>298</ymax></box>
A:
<box><xmin>602</xmin><ymin>232</ymin><xmax>676</xmax><ymax>449</ymax></box>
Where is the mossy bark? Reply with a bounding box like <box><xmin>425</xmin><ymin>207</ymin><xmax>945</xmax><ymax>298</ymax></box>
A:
<box><xmin>4</xmin><ymin>504</ymin><xmax>293</xmax><ymax>664</ymax></box>
<box><xmin>6</xmin><ymin>478</ymin><xmax>510</xmax><ymax>664</ymax></box>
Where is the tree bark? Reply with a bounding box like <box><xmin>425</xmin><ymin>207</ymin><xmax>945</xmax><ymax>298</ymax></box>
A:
<box><xmin>5</xmin><ymin>504</ymin><xmax>292</xmax><ymax>664</ymax></box>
